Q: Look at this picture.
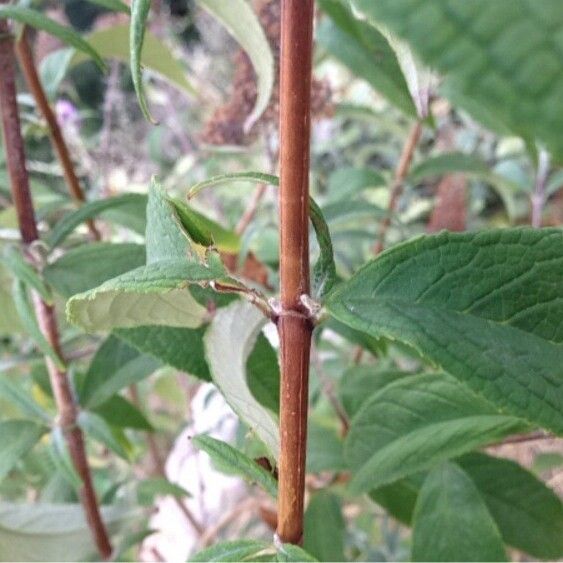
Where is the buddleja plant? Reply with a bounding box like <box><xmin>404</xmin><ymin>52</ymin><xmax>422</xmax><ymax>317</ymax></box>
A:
<box><xmin>0</xmin><ymin>0</ymin><xmax>562</xmax><ymax>561</ymax></box>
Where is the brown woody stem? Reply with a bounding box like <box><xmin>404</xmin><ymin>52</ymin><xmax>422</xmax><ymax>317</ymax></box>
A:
<box><xmin>14</xmin><ymin>28</ymin><xmax>100</xmax><ymax>240</ymax></box>
<box><xmin>374</xmin><ymin>120</ymin><xmax>423</xmax><ymax>254</ymax></box>
<box><xmin>0</xmin><ymin>14</ymin><xmax>111</xmax><ymax>559</ymax></box>
<box><xmin>276</xmin><ymin>0</ymin><xmax>315</xmax><ymax>545</ymax></box>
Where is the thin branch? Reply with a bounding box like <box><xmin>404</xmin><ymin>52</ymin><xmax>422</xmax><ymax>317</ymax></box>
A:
<box><xmin>276</xmin><ymin>0</ymin><xmax>315</xmax><ymax>545</ymax></box>
<box><xmin>14</xmin><ymin>28</ymin><xmax>100</xmax><ymax>240</ymax></box>
<box><xmin>374</xmin><ymin>120</ymin><xmax>423</xmax><ymax>254</ymax></box>
<box><xmin>531</xmin><ymin>149</ymin><xmax>550</xmax><ymax>228</ymax></box>
<box><xmin>0</xmin><ymin>13</ymin><xmax>111</xmax><ymax>559</ymax></box>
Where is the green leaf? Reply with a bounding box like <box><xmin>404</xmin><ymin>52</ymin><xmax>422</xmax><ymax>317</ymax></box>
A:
<box><xmin>0</xmin><ymin>420</ymin><xmax>46</xmax><ymax>482</ymax></box>
<box><xmin>369</xmin><ymin>475</ymin><xmax>423</xmax><ymax>525</ymax></box>
<box><xmin>0</xmin><ymin>264</ymin><xmax>22</xmax><ymax>334</ymax></box>
<box><xmin>205</xmin><ymin>301</ymin><xmax>279</xmax><ymax>458</ymax></box>
<box><xmin>1</xmin><ymin>246</ymin><xmax>52</xmax><ymax>304</ymax></box>
<box><xmin>137</xmin><ymin>477</ymin><xmax>190</xmax><ymax>506</ymax></box>
<box><xmin>0</xmin><ymin>502</ymin><xmax>131</xmax><ymax>562</ymax></box>
<box><xmin>345</xmin><ymin>372</ymin><xmax>526</xmax><ymax>494</ymax></box>
<box><xmin>0</xmin><ymin>375</ymin><xmax>50</xmax><ymax>423</ymax></box>
<box><xmin>86</xmin><ymin>0</ymin><xmax>130</xmax><ymax>14</ymax></box>
<box><xmin>80</xmin><ymin>335</ymin><xmax>160</xmax><ymax>408</ymax></box>
<box><xmin>115</xmin><ymin>325</ymin><xmax>210</xmax><ymax>381</ymax></box>
<box><xmin>188</xmin><ymin>172</ymin><xmax>279</xmax><ymax>200</ymax></box>
<box><xmin>66</xmin><ymin>259</ymin><xmax>219</xmax><ymax>331</ymax></box>
<box><xmin>351</xmin><ymin>0</ymin><xmax>563</xmax><ymax>159</ymax></box>
<box><xmin>39</xmin><ymin>48</ymin><xmax>76</xmax><ymax>101</ymax></box>
<box><xmin>327</xmin><ymin>229</ymin><xmax>563</xmax><ymax>434</ymax></box>
<box><xmin>130</xmin><ymin>0</ymin><xmax>156</xmax><ymax>123</ymax></box>
<box><xmin>47</xmin><ymin>194</ymin><xmax>146</xmax><ymax>248</ymax></box>
<box><xmin>93</xmin><ymin>395</ymin><xmax>153</xmax><ymax>430</ymax></box>
<box><xmin>71</xmin><ymin>24</ymin><xmax>195</xmax><ymax>97</ymax></box>
<box><xmin>276</xmin><ymin>544</ymin><xmax>318</xmax><ymax>562</ymax></box>
<box><xmin>78</xmin><ymin>411</ymin><xmax>132</xmax><ymax>460</ymax></box>
<box><xmin>190</xmin><ymin>540</ymin><xmax>269</xmax><ymax>562</ymax></box>
<box><xmin>326</xmin><ymin>166</ymin><xmax>386</xmax><ymax>203</ymax></box>
<box><xmin>192</xmin><ymin>435</ymin><xmax>278</xmax><ymax>498</ymax></box>
<box><xmin>12</xmin><ymin>280</ymin><xmax>65</xmax><ymax>370</ymax></box>
<box><xmin>196</xmin><ymin>0</ymin><xmax>274</xmax><ymax>130</ymax></box>
<box><xmin>458</xmin><ymin>453</ymin><xmax>563</xmax><ymax>560</ymax></box>
<box><xmin>0</xmin><ymin>6</ymin><xmax>105</xmax><ymax>71</ymax></box>
<box><xmin>49</xmin><ymin>427</ymin><xmax>82</xmax><ymax>489</ymax></box>
<box><xmin>317</xmin><ymin>0</ymin><xmax>416</xmax><ymax>117</ymax></box>
<box><xmin>303</xmin><ymin>492</ymin><xmax>345</xmax><ymax>562</ymax></box>
<box><xmin>247</xmin><ymin>333</ymin><xmax>280</xmax><ymax>413</ymax></box>
<box><xmin>306</xmin><ymin>421</ymin><xmax>346</xmax><ymax>474</ymax></box>
<box><xmin>412</xmin><ymin>462</ymin><xmax>507</xmax><ymax>562</ymax></box>
<box><xmin>44</xmin><ymin>243</ymin><xmax>146</xmax><ymax>298</ymax></box>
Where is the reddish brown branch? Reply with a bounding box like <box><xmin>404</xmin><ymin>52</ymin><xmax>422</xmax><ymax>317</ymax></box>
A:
<box><xmin>374</xmin><ymin>120</ymin><xmax>422</xmax><ymax>254</ymax></box>
<box><xmin>14</xmin><ymin>28</ymin><xmax>100</xmax><ymax>240</ymax></box>
<box><xmin>0</xmin><ymin>13</ymin><xmax>111</xmax><ymax>559</ymax></box>
<box><xmin>276</xmin><ymin>0</ymin><xmax>315</xmax><ymax>545</ymax></box>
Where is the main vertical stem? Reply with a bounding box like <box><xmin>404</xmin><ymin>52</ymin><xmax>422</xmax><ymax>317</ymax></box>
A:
<box><xmin>277</xmin><ymin>0</ymin><xmax>315</xmax><ymax>545</ymax></box>
<box><xmin>0</xmin><ymin>12</ymin><xmax>112</xmax><ymax>559</ymax></box>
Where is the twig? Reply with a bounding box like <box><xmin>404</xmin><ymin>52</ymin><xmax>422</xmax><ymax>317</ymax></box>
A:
<box><xmin>15</xmin><ymin>28</ymin><xmax>100</xmax><ymax>240</ymax></box>
<box><xmin>491</xmin><ymin>431</ymin><xmax>552</xmax><ymax>447</ymax></box>
<box><xmin>276</xmin><ymin>0</ymin><xmax>315</xmax><ymax>545</ymax></box>
<box><xmin>374</xmin><ymin>120</ymin><xmax>423</xmax><ymax>254</ymax></box>
<box><xmin>531</xmin><ymin>149</ymin><xmax>550</xmax><ymax>228</ymax></box>
<box><xmin>0</xmin><ymin>13</ymin><xmax>111</xmax><ymax>559</ymax></box>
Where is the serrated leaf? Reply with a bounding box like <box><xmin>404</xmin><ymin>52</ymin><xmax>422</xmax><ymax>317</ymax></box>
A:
<box><xmin>0</xmin><ymin>6</ymin><xmax>105</xmax><ymax>70</ymax></box>
<box><xmin>115</xmin><ymin>325</ymin><xmax>210</xmax><ymax>381</ymax></box>
<box><xmin>0</xmin><ymin>502</ymin><xmax>131</xmax><ymax>562</ymax></box>
<box><xmin>93</xmin><ymin>395</ymin><xmax>153</xmax><ymax>431</ymax></box>
<box><xmin>44</xmin><ymin>243</ymin><xmax>146</xmax><ymax>298</ymax></box>
<box><xmin>80</xmin><ymin>335</ymin><xmax>159</xmax><ymax>408</ymax></box>
<box><xmin>0</xmin><ymin>420</ymin><xmax>46</xmax><ymax>482</ymax></box>
<box><xmin>196</xmin><ymin>0</ymin><xmax>274</xmax><ymax>131</ymax></box>
<box><xmin>190</xmin><ymin>540</ymin><xmax>269</xmax><ymax>562</ymax></box>
<box><xmin>327</xmin><ymin>229</ymin><xmax>563</xmax><ymax>434</ymax></box>
<box><xmin>412</xmin><ymin>462</ymin><xmax>507</xmax><ymax>562</ymax></box>
<box><xmin>205</xmin><ymin>301</ymin><xmax>279</xmax><ymax>458</ymax></box>
<box><xmin>317</xmin><ymin>0</ymin><xmax>415</xmax><ymax>116</ymax></box>
<box><xmin>303</xmin><ymin>492</ymin><xmax>345</xmax><ymax>562</ymax></box>
<box><xmin>192</xmin><ymin>435</ymin><xmax>278</xmax><ymax>498</ymax></box>
<box><xmin>345</xmin><ymin>372</ymin><xmax>526</xmax><ymax>494</ymax></box>
<box><xmin>458</xmin><ymin>453</ymin><xmax>563</xmax><ymax>560</ymax></box>
<box><xmin>351</xmin><ymin>0</ymin><xmax>563</xmax><ymax>159</ymax></box>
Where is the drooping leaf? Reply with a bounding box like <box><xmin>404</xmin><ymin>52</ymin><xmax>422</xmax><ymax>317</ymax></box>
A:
<box><xmin>190</xmin><ymin>540</ymin><xmax>269</xmax><ymax>562</ymax></box>
<box><xmin>115</xmin><ymin>325</ymin><xmax>210</xmax><ymax>381</ymax></box>
<box><xmin>0</xmin><ymin>6</ymin><xmax>105</xmax><ymax>70</ymax></box>
<box><xmin>192</xmin><ymin>435</ymin><xmax>278</xmax><ymax>498</ymax></box>
<box><xmin>411</xmin><ymin>462</ymin><xmax>507</xmax><ymax>562</ymax></box>
<box><xmin>317</xmin><ymin>0</ymin><xmax>415</xmax><ymax>117</ymax></box>
<box><xmin>246</xmin><ymin>332</ymin><xmax>280</xmax><ymax>413</ymax></box>
<box><xmin>80</xmin><ymin>335</ymin><xmax>160</xmax><ymax>408</ymax></box>
<box><xmin>205</xmin><ymin>301</ymin><xmax>279</xmax><ymax>458</ymax></box>
<box><xmin>327</xmin><ymin>229</ymin><xmax>563</xmax><ymax>434</ymax></box>
<box><xmin>303</xmin><ymin>492</ymin><xmax>345</xmax><ymax>562</ymax></box>
<box><xmin>0</xmin><ymin>502</ymin><xmax>131</xmax><ymax>562</ymax></box>
<box><xmin>458</xmin><ymin>453</ymin><xmax>563</xmax><ymax>560</ymax></box>
<box><xmin>196</xmin><ymin>0</ymin><xmax>274</xmax><ymax>130</ymax></box>
<box><xmin>93</xmin><ymin>395</ymin><xmax>153</xmax><ymax>431</ymax></box>
<box><xmin>345</xmin><ymin>372</ymin><xmax>526</xmax><ymax>493</ymax></box>
<box><xmin>351</xmin><ymin>0</ymin><xmax>563</xmax><ymax>159</ymax></box>
<box><xmin>44</xmin><ymin>243</ymin><xmax>146</xmax><ymax>298</ymax></box>
<box><xmin>0</xmin><ymin>420</ymin><xmax>46</xmax><ymax>482</ymax></box>
<box><xmin>130</xmin><ymin>0</ymin><xmax>156</xmax><ymax>123</ymax></box>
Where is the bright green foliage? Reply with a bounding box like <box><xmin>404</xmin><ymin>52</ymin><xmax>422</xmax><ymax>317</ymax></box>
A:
<box><xmin>93</xmin><ymin>395</ymin><xmax>153</xmax><ymax>430</ymax></box>
<box><xmin>246</xmin><ymin>333</ymin><xmax>280</xmax><ymax>413</ymax></box>
<box><xmin>192</xmin><ymin>435</ymin><xmax>278</xmax><ymax>498</ymax></box>
<box><xmin>303</xmin><ymin>492</ymin><xmax>345</xmax><ymax>562</ymax></box>
<box><xmin>412</xmin><ymin>462</ymin><xmax>507</xmax><ymax>562</ymax></box>
<box><xmin>204</xmin><ymin>301</ymin><xmax>279</xmax><ymax>459</ymax></box>
<box><xmin>352</xmin><ymin>0</ymin><xmax>563</xmax><ymax>159</ymax></box>
<box><xmin>190</xmin><ymin>540</ymin><xmax>269</xmax><ymax>562</ymax></box>
<box><xmin>0</xmin><ymin>420</ymin><xmax>46</xmax><ymax>482</ymax></box>
<box><xmin>345</xmin><ymin>372</ymin><xmax>525</xmax><ymax>493</ymax></box>
<box><xmin>327</xmin><ymin>229</ymin><xmax>563</xmax><ymax>434</ymax></box>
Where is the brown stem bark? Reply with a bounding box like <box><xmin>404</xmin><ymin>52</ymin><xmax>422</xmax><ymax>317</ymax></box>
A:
<box><xmin>276</xmin><ymin>0</ymin><xmax>315</xmax><ymax>545</ymax></box>
<box><xmin>14</xmin><ymin>28</ymin><xmax>100</xmax><ymax>240</ymax></box>
<box><xmin>0</xmin><ymin>14</ymin><xmax>111</xmax><ymax>559</ymax></box>
<box><xmin>374</xmin><ymin>120</ymin><xmax>422</xmax><ymax>254</ymax></box>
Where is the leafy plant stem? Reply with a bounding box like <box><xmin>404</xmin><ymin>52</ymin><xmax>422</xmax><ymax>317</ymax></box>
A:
<box><xmin>374</xmin><ymin>120</ymin><xmax>423</xmax><ymax>254</ymax></box>
<box><xmin>276</xmin><ymin>0</ymin><xmax>315</xmax><ymax>545</ymax></box>
<box><xmin>531</xmin><ymin>148</ymin><xmax>550</xmax><ymax>228</ymax></box>
<box><xmin>0</xmin><ymin>11</ymin><xmax>112</xmax><ymax>559</ymax></box>
<box><xmin>15</xmin><ymin>27</ymin><xmax>100</xmax><ymax>241</ymax></box>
